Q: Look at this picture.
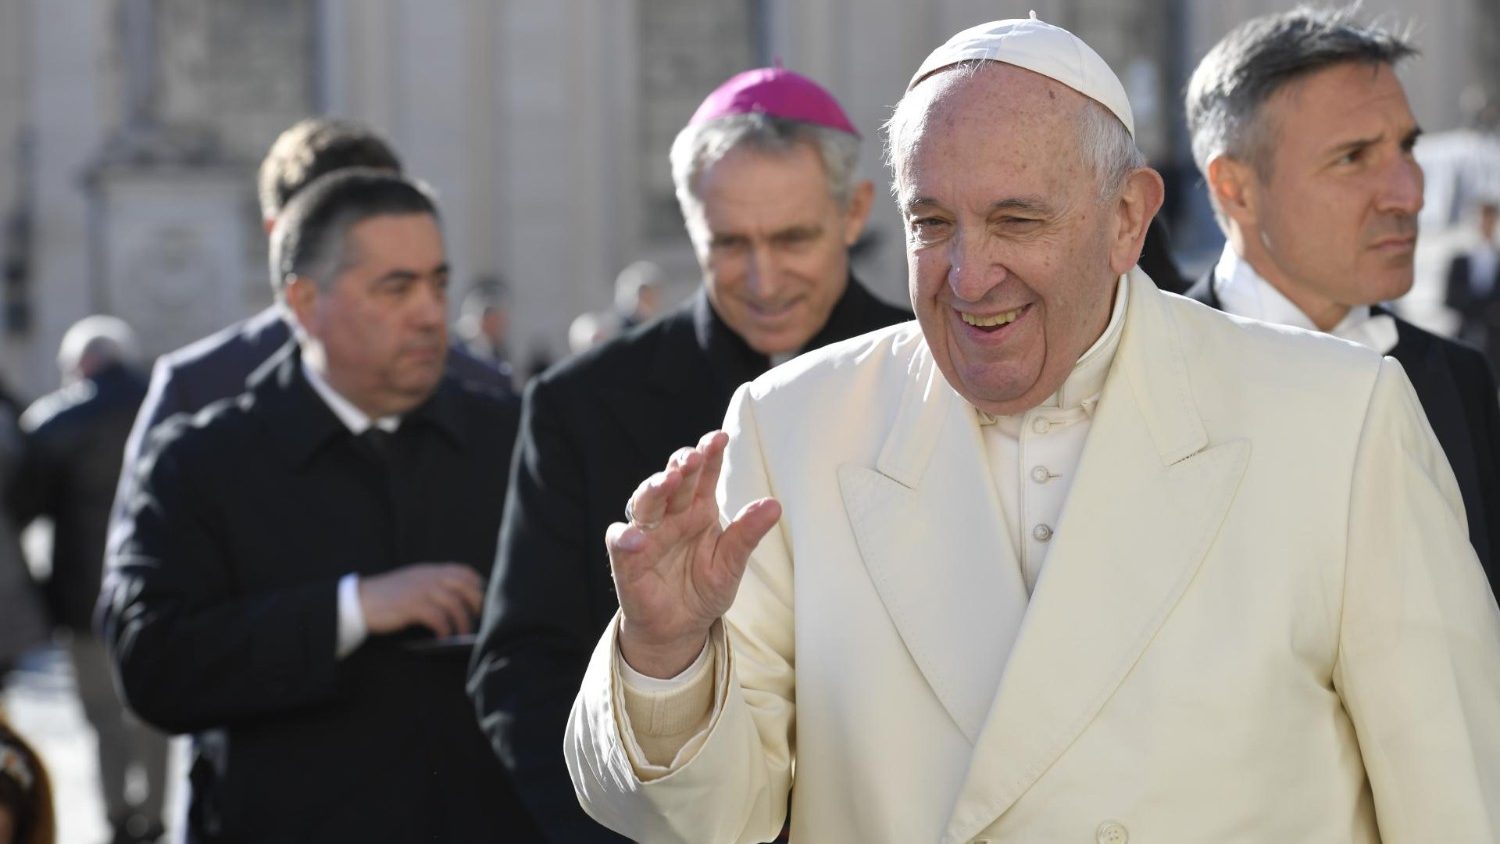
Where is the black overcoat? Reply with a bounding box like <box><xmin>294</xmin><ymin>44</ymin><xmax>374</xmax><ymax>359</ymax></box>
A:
<box><xmin>9</xmin><ymin>363</ymin><xmax>146</xmax><ymax>631</ymax></box>
<box><xmin>104</xmin><ymin>347</ymin><xmax>535</xmax><ymax>843</ymax></box>
<box><xmin>468</xmin><ymin>278</ymin><xmax>910</xmax><ymax>842</ymax></box>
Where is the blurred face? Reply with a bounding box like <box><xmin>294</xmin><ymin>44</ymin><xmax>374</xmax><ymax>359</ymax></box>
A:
<box><xmin>688</xmin><ymin>142</ymin><xmax>872</xmax><ymax>355</ymax></box>
<box><xmin>895</xmin><ymin>65</ymin><xmax>1156</xmax><ymax>416</ymax></box>
<box><xmin>289</xmin><ymin>213</ymin><xmax>449</xmax><ymax>417</ymax></box>
<box><xmin>1221</xmin><ymin>62</ymin><xmax>1423</xmax><ymax>329</ymax></box>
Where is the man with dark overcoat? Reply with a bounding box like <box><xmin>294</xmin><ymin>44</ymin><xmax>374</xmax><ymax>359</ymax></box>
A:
<box><xmin>103</xmin><ymin>171</ymin><xmax>535</xmax><ymax>843</ymax></box>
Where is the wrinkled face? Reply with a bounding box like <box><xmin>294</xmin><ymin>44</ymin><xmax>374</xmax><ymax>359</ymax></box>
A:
<box><xmin>688</xmin><ymin>142</ymin><xmax>866</xmax><ymax>355</ymax></box>
<box><xmin>292</xmin><ymin>213</ymin><xmax>449</xmax><ymax>417</ymax></box>
<box><xmin>895</xmin><ymin>65</ymin><xmax>1128</xmax><ymax>416</ymax></box>
<box><xmin>1242</xmin><ymin>62</ymin><xmax>1423</xmax><ymax>324</ymax></box>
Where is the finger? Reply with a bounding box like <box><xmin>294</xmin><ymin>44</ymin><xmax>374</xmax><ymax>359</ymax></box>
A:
<box><xmin>664</xmin><ymin>447</ymin><xmax>706</xmax><ymax>515</ymax></box>
<box><xmin>608</xmin><ymin>518</ymin><xmax>652</xmax><ymax>557</ymax></box>
<box><xmin>630</xmin><ymin>469</ymin><xmax>683</xmax><ymax>530</ymax></box>
<box><xmin>694</xmin><ymin>431</ymin><xmax>731</xmax><ymax>508</ymax></box>
<box><xmin>714</xmin><ymin>497</ymin><xmax>782</xmax><ymax>582</ymax></box>
<box><xmin>429</xmin><ymin>586</ymin><xmax>475</xmax><ymax>636</ymax></box>
<box><xmin>437</xmin><ymin>563</ymin><xmax>483</xmax><ymax>595</ymax></box>
<box><xmin>416</xmin><ymin>603</ymin><xmax>455</xmax><ymax>639</ymax></box>
<box><xmin>442</xmin><ymin>573</ymin><xmax>485</xmax><ymax>617</ymax></box>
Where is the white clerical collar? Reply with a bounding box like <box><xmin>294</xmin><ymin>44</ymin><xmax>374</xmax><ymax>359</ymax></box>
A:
<box><xmin>300</xmin><ymin>359</ymin><xmax>400</xmax><ymax>435</ymax></box>
<box><xmin>978</xmin><ymin>272</ymin><xmax>1128</xmax><ymax>423</ymax></box>
<box><xmin>1212</xmin><ymin>245</ymin><xmax>1398</xmax><ymax>354</ymax></box>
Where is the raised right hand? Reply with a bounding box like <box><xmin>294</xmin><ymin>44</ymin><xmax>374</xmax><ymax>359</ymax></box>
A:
<box><xmin>357</xmin><ymin>562</ymin><xmax>485</xmax><ymax>638</ymax></box>
<box><xmin>608</xmin><ymin>430</ymin><xmax>781</xmax><ymax>679</ymax></box>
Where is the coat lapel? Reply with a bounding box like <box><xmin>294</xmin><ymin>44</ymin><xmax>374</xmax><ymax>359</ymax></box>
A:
<box><xmin>942</xmin><ymin>275</ymin><xmax>1250</xmax><ymax>843</ymax></box>
<box><xmin>838</xmin><ymin>343</ymin><xmax>1030</xmax><ymax>743</ymax></box>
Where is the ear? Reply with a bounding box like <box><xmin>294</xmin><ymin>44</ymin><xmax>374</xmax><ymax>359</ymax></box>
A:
<box><xmin>1107</xmin><ymin>167</ymin><xmax>1165</xmax><ymax>276</ymax></box>
<box><xmin>1206</xmin><ymin>154</ymin><xmax>1259</xmax><ymax>231</ymax></box>
<box><xmin>263</xmin><ymin>216</ymin><xmax>277</xmax><ymax>235</ymax></box>
<box><xmin>283</xmin><ymin>275</ymin><xmax>320</xmax><ymax>336</ymax></box>
<box><xmin>842</xmin><ymin>179</ymin><xmax>876</xmax><ymax>246</ymax></box>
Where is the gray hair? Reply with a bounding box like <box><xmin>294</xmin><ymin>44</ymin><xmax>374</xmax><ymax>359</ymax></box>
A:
<box><xmin>670</xmin><ymin>113</ymin><xmax>861</xmax><ymax>241</ymax></box>
<box><xmin>883</xmin><ymin>61</ymin><xmax>1145</xmax><ymax>202</ymax></box>
<box><xmin>57</xmin><ymin>315</ymin><xmax>138</xmax><ymax>377</ymax></box>
<box><xmin>1186</xmin><ymin>5</ymin><xmax>1416</xmax><ymax>182</ymax></box>
<box><xmin>269</xmin><ymin>168</ymin><xmax>440</xmax><ymax>293</ymax></box>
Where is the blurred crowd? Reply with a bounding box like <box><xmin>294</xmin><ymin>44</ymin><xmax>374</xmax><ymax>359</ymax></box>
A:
<box><xmin>0</xmin><ymin>4</ymin><xmax>1497</xmax><ymax>844</ymax></box>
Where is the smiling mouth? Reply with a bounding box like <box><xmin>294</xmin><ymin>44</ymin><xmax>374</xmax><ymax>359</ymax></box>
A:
<box><xmin>959</xmin><ymin>306</ymin><xmax>1026</xmax><ymax>330</ymax></box>
<box><xmin>749</xmin><ymin>300</ymin><xmax>799</xmax><ymax>319</ymax></box>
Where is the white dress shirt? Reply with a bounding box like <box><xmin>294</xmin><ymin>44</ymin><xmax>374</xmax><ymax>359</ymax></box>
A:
<box><xmin>1212</xmin><ymin>245</ymin><xmax>1398</xmax><ymax>354</ymax></box>
<box><xmin>301</xmin><ymin>360</ymin><xmax>400</xmax><ymax>659</ymax></box>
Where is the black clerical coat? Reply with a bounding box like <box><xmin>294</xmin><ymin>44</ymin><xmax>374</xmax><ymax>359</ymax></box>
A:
<box><xmin>104</xmin><ymin>347</ymin><xmax>535</xmax><ymax>843</ymax></box>
<box><xmin>1186</xmin><ymin>274</ymin><xmax>1500</xmax><ymax>597</ymax></box>
<box><xmin>468</xmin><ymin>278</ymin><xmax>911</xmax><ymax>842</ymax></box>
<box><xmin>9</xmin><ymin>363</ymin><xmax>146</xmax><ymax>631</ymax></box>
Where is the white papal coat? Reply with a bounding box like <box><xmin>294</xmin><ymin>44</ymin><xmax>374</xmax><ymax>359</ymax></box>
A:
<box><xmin>566</xmin><ymin>271</ymin><xmax>1500</xmax><ymax>843</ymax></box>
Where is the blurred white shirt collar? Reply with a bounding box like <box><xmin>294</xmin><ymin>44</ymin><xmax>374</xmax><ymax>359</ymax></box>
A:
<box><xmin>301</xmin><ymin>359</ymin><xmax>400</xmax><ymax>434</ymax></box>
<box><xmin>1213</xmin><ymin>245</ymin><xmax>1398</xmax><ymax>354</ymax></box>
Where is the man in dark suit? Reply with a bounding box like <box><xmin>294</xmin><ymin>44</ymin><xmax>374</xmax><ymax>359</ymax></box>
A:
<box><xmin>7</xmin><ymin>316</ymin><xmax>165</xmax><ymax>843</ymax></box>
<box><xmin>1184</xmin><ymin>7</ymin><xmax>1500</xmax><ymax>593</ymax></box>
<box><xmin>467</xmin><ymin>67</ymin><xmax>911</xmax><ymax>842</ymax></box>
<box><xmin>117</xmin><ymin>118</ymin><xmax>510</xmax><ymax>497</ymax></box>
<box><xmin>103</xmin><ymin>171</ymin><xmax>536</xmax><ymax>842</ymax></box>
<box><xmin>1446</xmin><ymin>201</ymin><xmax>1500</xmax><ymax>373</ymax></box>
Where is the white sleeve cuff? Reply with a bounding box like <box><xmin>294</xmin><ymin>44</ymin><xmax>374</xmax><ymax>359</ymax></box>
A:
<box><xmin>619</xmin><ymin>638</ymin><xmax>711</xmax><ymax>693</ymax></box>
<box><xmin>335</xmin><ymin>573</ymin><xmax>368</xmax><ymax>659</ymax></box>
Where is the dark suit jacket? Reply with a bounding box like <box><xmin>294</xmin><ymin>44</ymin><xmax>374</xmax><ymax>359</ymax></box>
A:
<box><xmin>103</xmin><ymin>348</ymin><xmax>535</xmax><ymax>843</ymax></box>
<box><xmin>1138</xmin><ymin>217</ymin><xmax>1188</xmax><ymax>295</ymax></box>
<box><xmin>122</xmin><ymin>305</ymin><xmax>514</xmax><ymax>473</ymax></box>
<box><xmin>1187</xmin><ymin>273</ymin><xmax>1500</xmax><ymax>595</ymax></box>
<box><xmin>468</xmin><ymin>278</ymin><xmax>910</xmax><ymax>842</ymax></box>
<box><xmin>1445</xmin><ymin>252</ymin><xmax>1500</xmax><ymax>375</ymax></box>
<box><xmin>8</xmin><ymin>363</ymin><xmax>146</xmax><ymax>631</ymax></box>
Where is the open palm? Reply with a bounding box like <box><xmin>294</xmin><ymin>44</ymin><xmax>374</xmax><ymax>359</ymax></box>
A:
<box><xmin>608</xmin><ymin>430</ymin><xmax>781</xmax><ymax>678</ymax></box>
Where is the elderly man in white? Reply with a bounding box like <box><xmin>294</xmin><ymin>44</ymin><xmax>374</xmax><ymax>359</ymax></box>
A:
<box><xmin>565</xmin><ymin>16</ymin><xmax>1500</xmax><ymax>844</ymax></box>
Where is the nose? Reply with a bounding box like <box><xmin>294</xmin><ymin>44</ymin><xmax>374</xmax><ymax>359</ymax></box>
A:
<box><xmin>745</xmin><ymin>242</ymin><xmax>783</xmax><ymax>301</ymax></box>
<box><xmin>412</xmin><ymin>278</ymin><xmax>447</xmax><ymax>329</ymax></box>
<box><xmin>1377</xmin><ymin>154</ymin><xmax>1424</xmax><ymax>217</ymax></box>
<box><xmin>946</xmin><ymin>229</ymin><xmax>1005</xmax><ymax>302</ymax></box>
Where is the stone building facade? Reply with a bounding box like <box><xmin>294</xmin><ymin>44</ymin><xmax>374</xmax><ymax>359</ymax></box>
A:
<box><xmin>0</xmin><ymin>0</ymin><xmax>1491</xmax><ymax>397</ymax></box>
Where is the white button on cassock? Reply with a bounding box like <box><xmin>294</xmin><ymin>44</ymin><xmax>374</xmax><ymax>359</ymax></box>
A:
<box><xmin>1032</xmin><ymin>523</ymin><xmax>1053</xmax><ymax>542</ymax></box>
<box><xmin>1030</xmin><ymin>465</ymin><xmax>1052</xmax><ymax>483</ymax></box>
<box><xmin>1096</xmin><ymin>820</ymin><xmax>1128</xmax><ymax>844</ymax></box>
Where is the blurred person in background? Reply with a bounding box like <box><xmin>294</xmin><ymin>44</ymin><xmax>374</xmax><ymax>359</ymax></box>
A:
<box><xmin>1185</xmin><ymin>6</ymin><xmax>1500</xmax><ymax>592</ymax></box>
<box><xmin>103</xmin><ymin>171</ymin><xmax>533</xmax><ymax>843</ymax></box>
<box><xmin>0</xmin><ymin>715</ymin><xmax>53</xmax><ymax>844</ymax></box>
<box><xmin>1446</xmin><ymin>200</ymin><xmax>1500</xmax><ymax>373</ymax></box>
<box><xmin>7</xmin><ymin>316</ymin><xmax>162</xmax><ymax>843</ymax></box>
<box><xmin>0</xmin><ymin>381</ymin><xmax>46</xmax><ymax>694</ymax></box>
<box><xmin>613</xmin><ymin>260</ymin><xmax>664</xmax><ymax>332</ymax></box>
<box><xmin>452</xmin><ymin>277</ymin><xmax>517</xmax><ymax>390</ymax></box>
<box><xmin>468</xmin><ymin>66</ymin><xmax>910</xmax><ymax>841</ymax></box>
<box><xmin>567</xmin><ymin>310</ymin><xmax>615</xmax><ymax>356</ymax></box>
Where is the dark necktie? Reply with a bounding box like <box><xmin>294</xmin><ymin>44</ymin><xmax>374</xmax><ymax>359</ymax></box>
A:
<box><xmin>359</xmin><ymin>427</ymin><xmax>395</xmax><ymax>463</ymax></box>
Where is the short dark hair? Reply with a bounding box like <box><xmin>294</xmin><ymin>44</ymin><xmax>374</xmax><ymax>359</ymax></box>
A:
<box><xmin>1186</xmin><ymin>5</ymin><xmax>1417</xmax><ymax>180</ymax></box>
<box><xmin>256</xmin><ymin>117</ymin><xmax>403</xmax><ymax>221</ymax></box>
<box><xmin>269</xmin><ymin>169</ymin><xmax>440</xmax><ymax>292</ymax></box>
